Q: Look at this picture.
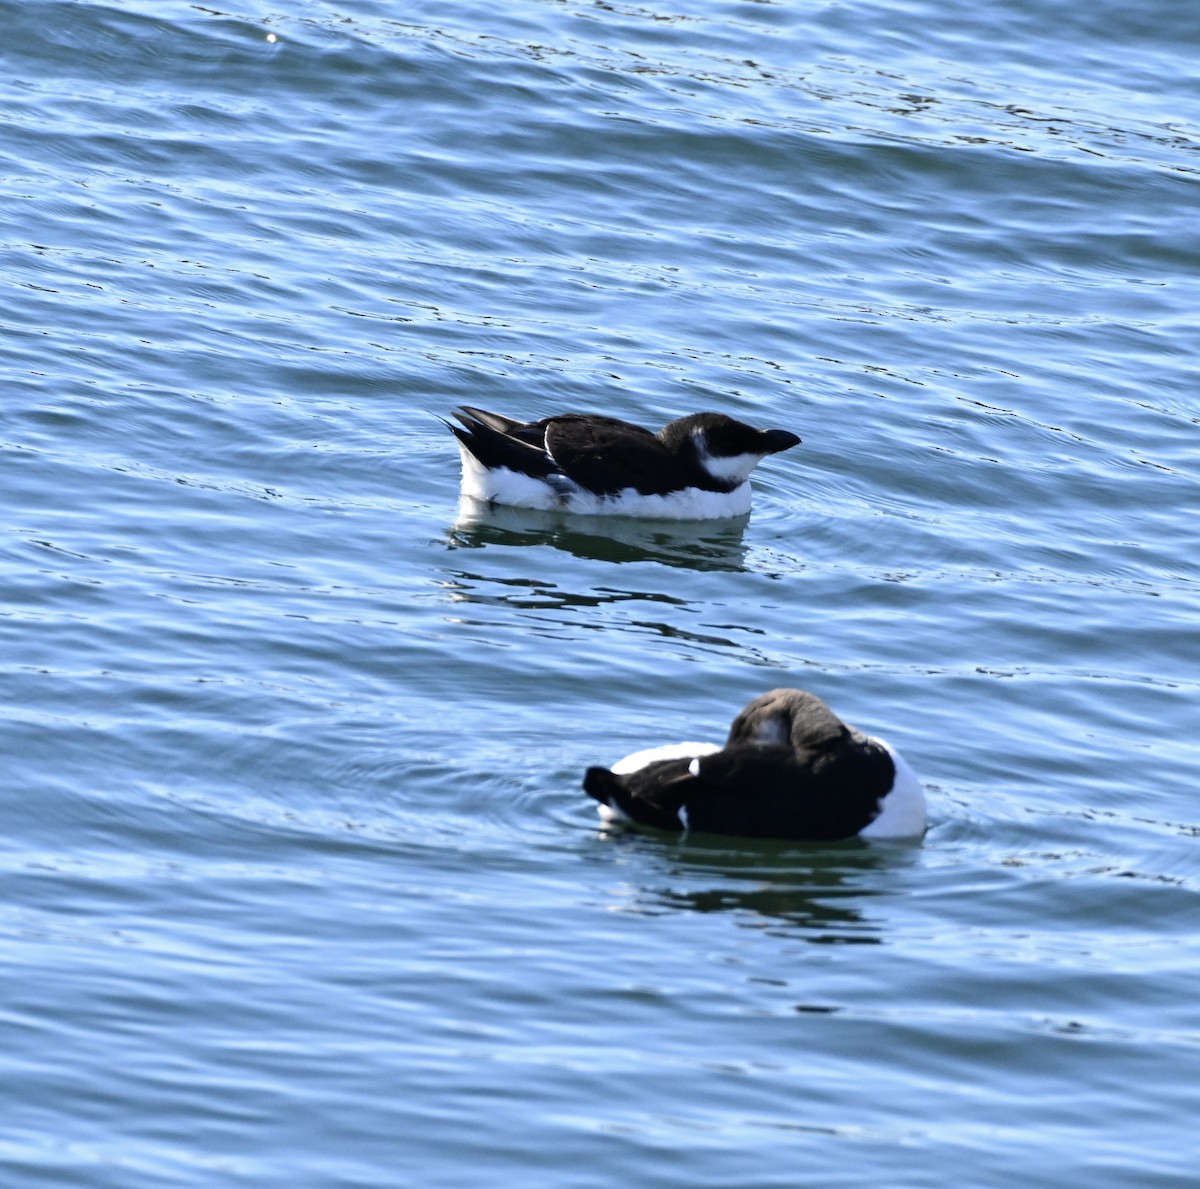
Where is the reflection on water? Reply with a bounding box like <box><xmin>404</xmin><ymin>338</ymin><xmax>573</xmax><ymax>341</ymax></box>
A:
<box><xmin>601</xmin><ymin>830</ymin><xmax>919</xmax><ymax>944</ymax></box>
<box><xmin>438</xmin><ymin>568</ymin><xmax>688</xmax><ymax>612</ymax></box>
<box><xmin>446</xmin><ymin>497</ymin><xmax>750</xmax><ymax>572</ymax></box>
<box><xmin>435</xmin><ymin>562</ymin><xmax>784</xmax><ymax>663</ymax></box>
<box><xmin>434</xmin><ymin>500</ymin><xmax>785</xmax><ymax>663</ymax></box>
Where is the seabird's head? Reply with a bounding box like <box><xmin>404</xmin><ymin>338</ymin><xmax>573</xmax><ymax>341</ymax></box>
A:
<box><xmin>659</xmin><ymin>413</ymin><xmax>801</xmax><ymax>490</ymax></box>
<box><xmin>727</xmin><ymin>687</ymin><xmax>928</xmax><ymax>840</ymax></box>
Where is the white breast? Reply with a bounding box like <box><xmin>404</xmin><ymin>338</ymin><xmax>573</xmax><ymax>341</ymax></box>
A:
<box><xmin>858</xmin><ymin>740</ymin><xmax>927</xmax><ymax>840</ymax></box>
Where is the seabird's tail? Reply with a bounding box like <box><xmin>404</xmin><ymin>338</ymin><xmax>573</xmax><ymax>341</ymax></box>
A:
<box><xmin>448</xmin><ymin>408</ymin><xmax>555</xmax><ymax>478</ymax></box>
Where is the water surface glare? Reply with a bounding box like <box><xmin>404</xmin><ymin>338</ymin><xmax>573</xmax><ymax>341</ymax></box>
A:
<box><xmin>2</xmin><ymin>0</ymin><xmax>1198</xmax><ymax>1185</ymax></box>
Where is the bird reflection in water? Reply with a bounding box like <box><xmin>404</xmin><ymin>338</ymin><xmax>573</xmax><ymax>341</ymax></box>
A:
<box><xmin>446</xmin><ymin>496</ymin><xmax>750</xmax><ymax>573</ymax></box>
<box><xmin>598</xmin><ymin>832</ymin><xmax>919</xmax><ymax>944</ymax></box>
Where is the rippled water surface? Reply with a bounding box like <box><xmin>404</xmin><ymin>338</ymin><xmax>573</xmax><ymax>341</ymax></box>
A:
<box><xmin>2</xmin><ymin>1</ymin><xmax>1198</xmax><ymax>1184</ymax></box>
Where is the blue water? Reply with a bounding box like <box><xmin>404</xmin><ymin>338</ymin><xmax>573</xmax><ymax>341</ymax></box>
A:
<box><xmin>2</xmin><ymin>1</ymin><xmax>1199</xmax><ymax>1184</ymax></box>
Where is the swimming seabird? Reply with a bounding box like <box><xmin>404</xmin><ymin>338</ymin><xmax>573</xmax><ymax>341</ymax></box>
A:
<box><xmin>447</xmin><ymin>406</ymin><xmax>800</xmax><ymax>519</ymax></box>
<box><xmin>584</xmin><ymin>688</ymin><xmax>927</xmax><ymax>841</ymax></box>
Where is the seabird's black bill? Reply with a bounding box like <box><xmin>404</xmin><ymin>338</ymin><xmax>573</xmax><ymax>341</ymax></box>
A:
<box><xmin>762</xmin><ymin>429</ymin><xmax>802</xmax><ymax>454</ymax></box>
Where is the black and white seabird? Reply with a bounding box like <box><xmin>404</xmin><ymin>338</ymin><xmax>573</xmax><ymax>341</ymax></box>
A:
<box><xmin>584</xmin><ymin>688</ymin><xmax>927</xmax><ymax>842</ymax></box>
<box><xmin>447</xmin><ymin>406</ymin><xmax>800</xmax><ymax>519</ymax></box>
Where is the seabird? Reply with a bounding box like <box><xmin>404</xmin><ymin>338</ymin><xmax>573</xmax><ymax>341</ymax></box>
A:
<box><xmin>447</xmin><ymin>406</ymin><xmax>800</xmax><ymax>519</ymax></box>
<box><xmin>583</xmin><ymin>688</ymin><xmax>927</xmax><ymax>842</ymax></box>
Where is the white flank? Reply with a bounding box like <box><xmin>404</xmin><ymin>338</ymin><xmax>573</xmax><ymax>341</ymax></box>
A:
<box><xmin>570</xmin><ymin>483</ymin><xmax>752</xmax><ymax>520</ymax></box>
<box><xmin>610</xmin><ymin>741</ymin><xmax>719</xmax><ymax>775</ymax></box>
<box><xmin>858</xmin><ymin>739</ymin><xmax>928</xmax><ymax>840</ymax></box>
<box><xmin>456</xmin><ymin>443</ymin><xmax>753</xmax><ymax>520</ymax></box>
<box><xmin>456</xmin><ymin>444</ymin><xmax>571</xmax><ymax>510</ymax></box>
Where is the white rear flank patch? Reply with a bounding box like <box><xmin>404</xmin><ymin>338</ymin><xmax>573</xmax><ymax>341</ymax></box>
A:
<box><xmin>610</xmin><ymin>741</ymin><xmax>719</xmax><ymax>775</ymax></box>
<box><xmin>455</xmin><ymin>444</ymin><xmax>574</xmax><ymax>510</ymax></box>
<box><xmin>858</xmin><ymin>739</ymin><xmax>927</xmax><ymax>840</ymax></box>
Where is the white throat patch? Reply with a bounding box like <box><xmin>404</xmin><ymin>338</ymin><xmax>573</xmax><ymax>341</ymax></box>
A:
<box><xmin>694</xmin><ymin>433</ymin><xmax>767</xmax><ymax>487</ymax></box>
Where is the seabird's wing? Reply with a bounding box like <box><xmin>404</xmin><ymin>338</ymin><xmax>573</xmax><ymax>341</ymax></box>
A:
<box><xmin>675</xmin><ymin>743</ymin><xmax>891</xmax><ymax>841</ymax></box>
<box><xmin>544</xmin><ymin>417</ymin><xmax>690</xmax><ymax>496</ymax></box>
